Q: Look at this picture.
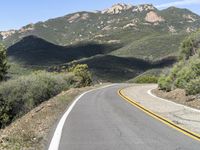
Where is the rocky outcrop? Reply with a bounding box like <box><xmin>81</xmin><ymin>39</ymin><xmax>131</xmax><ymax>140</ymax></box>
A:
<box><xmin>101</xmin><ymin>3</ymin><xmax>133</xmax><ymax>14</ymax></box>
<box><xmin>168</xmin><ymin>25</ymin><xmax>176</xmax><ymax>33</ymax></box>
<box><xmin>0</xmin><ymin>30</ymin><xmax>16</xmax><ymax>40</ymax></box>
<box><xmin>68</xmin><ymin>13</ymin><xmax>81</xmax><ymax>23</ymax></box>
<box><xmin>186</xmin><ymin>27</ymin><xmax>195</xmax><ymax>33</ymax></box>
<box><xmin>19</xmin><ymin>23</ymin><xmax>34</xmax><ymax>34</ymax></box>
<box><xmin>145</xmin><ymin>11</ymin><xmax>165</xmax><ymax>23</ymax></box>
<box><xmin>67</xmin><ymin>13</ymin><xmax>89</xmax><ymax>23</ymax></box>
<box><xmin>183</xmin><ymin>14</ymin><xmax>196</xmax><ymax>22</ymax></box>
<box><xmin>81</xmin><ymin>13</ymin><xmax>89</xmax><ymax>20</ymax></box>
<box><xmin>132</xmin><ymin>4</ymin><xmax>155</xmax><ymax>12</ymax></box>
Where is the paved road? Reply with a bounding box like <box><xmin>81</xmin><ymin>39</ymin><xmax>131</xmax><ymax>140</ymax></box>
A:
<box><xmin>52</xmin><ymin>84</ymin><xmax>200</xmax><ymax>150</ymax></box>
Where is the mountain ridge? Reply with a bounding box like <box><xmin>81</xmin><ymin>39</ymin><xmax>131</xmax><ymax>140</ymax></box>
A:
<box><xmin>1</xmin><ymin>3</ymin><xmax>200</xmax><ymax>82</ymax></box>
<box><xmin>1</xmin><ymin>3</ymin><xmax>199</xmax><ymax>47</ymax></box>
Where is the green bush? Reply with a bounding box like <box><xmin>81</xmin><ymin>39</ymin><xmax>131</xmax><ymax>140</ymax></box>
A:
<box><xmin>0</xmin><ymin>43</ymin><xmax>9</xmax><ymax>81</ymax></box>
<box><xmin>0</xmin><ymin>71</ymin><xmax>78</xmax><ymax>128</ymax></box>
<box><xmin>133</xmin><ymin>75</ymin><xmax>158</xmax><ymax>83</ymax></box>
<box><xmin>69</xmin><ymin>64</ymin><xmax>92</xmax><ymax>87</ymax></box>
<box><xmin>179</xmin><ymin>37</ymin><xmax>194</xmax><ymax>60</ymax></box>
<box><xmin>158</xmin><ymin>75</ymin><xmax>173</xmax><ymax>92</ymax></box>
<box><xmin>185</xmin><ymin>77</ymin><xmax>200</xmax><ymax>95</ymax></box>
<box><xmin>179</xmin><ymin>29</ymin><xmax>200</xmax><ymax>60</ymax></box>
<box><xmin>158</xmin><ymin>29</ymin><xmax>200</xmax><ymax>95</ymax></box>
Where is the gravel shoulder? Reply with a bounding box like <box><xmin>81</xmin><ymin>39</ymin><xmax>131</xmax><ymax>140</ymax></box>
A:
<box><xmin>123</xmin><ymin>84</ymin><xmax>200</xmax><ymax>135</ymax></box>
<box><xmin>0</xmin><ymin>84</ymin><xmax>107</xmax><ymax>150</ymax></box>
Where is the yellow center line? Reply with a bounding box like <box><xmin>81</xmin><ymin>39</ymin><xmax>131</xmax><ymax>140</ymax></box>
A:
<box><xmin>118</xmin><ymin>88</ymin><xmax>200</xmax><ymax>142</ymax></box>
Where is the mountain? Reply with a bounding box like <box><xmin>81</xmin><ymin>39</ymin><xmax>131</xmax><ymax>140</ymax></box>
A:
<box><xmin>1</xmin><ymin>3</ymin><xmax>200</xmax><ymax>81</ymax></box>
<box><xmin>1</xmin><ymin>4</ymin><xmax>200</xmax><ymax>60</ymax></box>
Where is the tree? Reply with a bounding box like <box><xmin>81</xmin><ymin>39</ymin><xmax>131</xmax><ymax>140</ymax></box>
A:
<box><xmin>69</xmin><ymin>64</ymin><xmax>92</xmax><ymax>86</ymax></box>
<box><xmin>0</xmin><ymin>43</ymin><xmax>9</xmax><ymax>81</ymax></box>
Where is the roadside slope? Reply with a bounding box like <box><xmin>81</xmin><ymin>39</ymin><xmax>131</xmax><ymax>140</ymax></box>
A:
<box><xmin>0</xmin><ymin>85</ymin><xmax>105</xmax><ymax>150</ymax></box>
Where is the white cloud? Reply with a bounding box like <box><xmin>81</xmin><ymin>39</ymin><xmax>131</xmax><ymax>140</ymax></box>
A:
<box><xmin>156</xmin><ymin>0</ymin><xmax>200</xmax><ymax>8</ymax></box>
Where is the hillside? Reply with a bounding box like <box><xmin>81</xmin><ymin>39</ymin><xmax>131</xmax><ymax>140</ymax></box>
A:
<box><xmin>51</xmin><ymin>55</ymin><xmax>176</xmax><ymax>82</ymax></box>
<box><xmin>1</xmin><ymin>4</ymin><xmax>200</xmax><ymax>60</ymax></box>
<box><xmin>7</xmin><ymin>35</ymin><xmax>122</xmax><ymax>66</ymax></box>
<box><xmin>158</xmin><ymin>29</ymin><xmax>200</xmax><ymax>95</ymax></box>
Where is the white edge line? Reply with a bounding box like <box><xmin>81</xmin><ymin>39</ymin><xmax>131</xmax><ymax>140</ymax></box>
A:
<box><xmin>147</xmin><ymin>89</ymin><xmax>200</xmax><ymax>113</ymax></box>
<box><xmin>48</xmin><ymin>84</ymin><xmax>117</xmax><ymax>150</ymax></box>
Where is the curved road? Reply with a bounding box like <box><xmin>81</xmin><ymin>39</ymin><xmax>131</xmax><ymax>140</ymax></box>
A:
<box><xmin>49</xmin><ymin>84</ymin><xmax>200</xmax><ymax>150</ymax></box>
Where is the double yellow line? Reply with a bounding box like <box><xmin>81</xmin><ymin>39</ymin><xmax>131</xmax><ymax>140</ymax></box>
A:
<box><xmin>118</xmin><ymin>89</ymin><xmax>200</xmax><ymax>142</ymax></box>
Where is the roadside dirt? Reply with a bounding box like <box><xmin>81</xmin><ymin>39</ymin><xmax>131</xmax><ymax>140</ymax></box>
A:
<box><xmin>152</xmin><ymin>88</ymin><xmax>200</xmax><ymax>110</ymax></box>
<box><xmin>0</xmin><ymin>84</ymin><xmax>104</xmax><ymax>150</ymax></box>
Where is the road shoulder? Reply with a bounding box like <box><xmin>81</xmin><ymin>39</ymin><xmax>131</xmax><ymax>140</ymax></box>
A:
<box><xmin>122</xmin><ymin>84</ymin><xmax>200</xmax><ymax>135</ymax></box>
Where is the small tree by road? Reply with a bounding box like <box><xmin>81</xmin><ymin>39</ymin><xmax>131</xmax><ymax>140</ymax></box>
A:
<box><xmin>0</xmin><ymin>43</ymin><xmax>9</xmax><ymax>81</ymax></box>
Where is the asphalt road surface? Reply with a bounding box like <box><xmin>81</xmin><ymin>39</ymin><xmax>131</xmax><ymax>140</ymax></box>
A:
<box><xmin>51</xmin><ymin>84</ymin><xmax>200</xmax><ymax>150</ymax></box>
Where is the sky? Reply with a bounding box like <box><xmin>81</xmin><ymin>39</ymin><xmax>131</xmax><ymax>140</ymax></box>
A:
<box><xmin>1</xmin><ymin>0</ymin><xmax>200</xmax><ymax>31</ymax></box>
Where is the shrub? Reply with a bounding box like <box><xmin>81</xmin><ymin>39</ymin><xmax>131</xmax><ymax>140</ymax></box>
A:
<box><xmin>179</xmin><ymin>37</ymin><xmax>194</xmax><ymax>60</ymax></box>
<box><xmin>0</xmin><ymin>43</ymin><xmax>9</xmax><ymax>81</ymax></box>
<box><xmin>185</xmin><ymin>77</ymin><xmax>200</xmax><ymax>95</ymax></box>
<box><xmin>133</xmin><ymin>75</ymin><xmax>158</xmax><ymax>83</ymax></box>
<box><xmin>158</xmin><ymin>75</ymin><xmax>173</xmax><ymax>92</ymax></box>
<box><xmin>179</xmin><ymin>29</ymin><xmax>200</xmax><ymax>60</ymax></box>
<box><xmin>0</xmin><ymin>71</ymin><xmax>78</xmax><ymax>128</ymax></box>
<box><xmin>158</xmin><ymin>29</ymin><xmax>200</xmax><ymax>95</ymax></box>
<box><xmin>69</xmin><ymin>64</ymin><xmax>92</xmax><ymax>87</ymax></box>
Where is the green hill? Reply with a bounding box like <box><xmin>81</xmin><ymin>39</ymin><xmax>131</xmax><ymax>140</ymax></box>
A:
<box><xmin>8</xmin><ymin>35</ymin><xmax>122</xmax><ymax>66</ymax></box>
<box><xmin>51</xmin><ymin>55</ymin><xmax>176</xmax><ymax>82</ymax></box>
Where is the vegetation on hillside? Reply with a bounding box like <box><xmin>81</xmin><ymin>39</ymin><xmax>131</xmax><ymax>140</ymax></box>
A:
<box><xmin>129</xmin><ymin>75</ymin><xmax>158</xmax><ymax>83</ymax></box>
<box><xmin>52</xmin><ymin>55</ymin><xmax>176</xmax><ymax>82</ymax></box>
<box><xmin>158</xmin><ymin>29</ymin><xmax>200</xmax><ymax>95</ymax></box>
<box><xmin>0</xmin><ymin>64</ymin><xmax>92</xmax><ymax>128</ymax></box>
<box><xmin>0</xmin><ymin>44</ymin><xmax>9</xmax><ymax>81</ymax></box>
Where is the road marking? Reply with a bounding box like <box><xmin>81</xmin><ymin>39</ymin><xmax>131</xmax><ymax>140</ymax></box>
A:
<box><xmin>118</xmin><ymin>89</ymin><xmax>200</xmax><ymax>142</ymax></box>
<box><xmin>147</xmin><ymin>89</ymin><xmax>200</xmax><ymax>113</ymax></box>
<box><xmin>48</xmin><ymin>84</ymin><xmax>117</xmax><ymax>150</ymax></box>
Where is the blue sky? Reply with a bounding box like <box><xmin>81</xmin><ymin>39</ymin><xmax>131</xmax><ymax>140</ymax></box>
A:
<box><xmin>1</xmin><ymin>0</ymin><xmax>200</xmax><ymax>31</ymax></box>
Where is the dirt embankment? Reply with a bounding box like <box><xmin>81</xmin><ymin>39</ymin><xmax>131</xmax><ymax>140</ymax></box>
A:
<box><xmin>0</xmin><ymin>85</ymin><xmax>104</xmax><ymax>150</ymax></box>
<box><xmin>153</xmin><ymin>88</ymin><xmax>200</xmax><ymax>110</ymax></box>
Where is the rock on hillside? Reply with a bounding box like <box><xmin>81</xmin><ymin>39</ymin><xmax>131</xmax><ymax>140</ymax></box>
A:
<box><xmin>101</xmin><ymin>3</ymin><xmax>133</xmax><ymax>14</ymax></box>
<box><xmin>145</xmin><ymin>11</ymin><xmax>165</xmax><ymax>23</ymax></box>
<box><xmin>0</xmin><ymin>30</ymin><xmax>16</xmax><ymax>40</ymax></box>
